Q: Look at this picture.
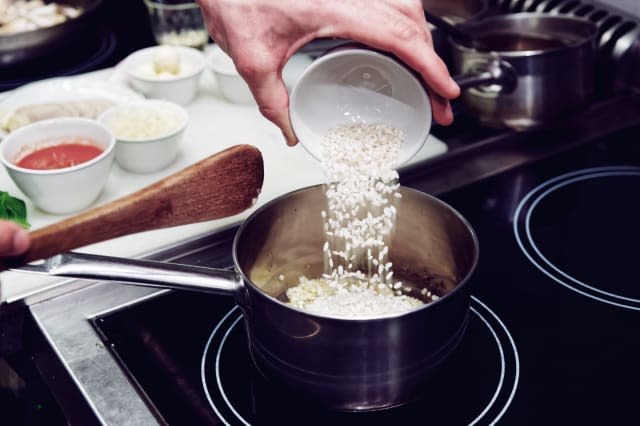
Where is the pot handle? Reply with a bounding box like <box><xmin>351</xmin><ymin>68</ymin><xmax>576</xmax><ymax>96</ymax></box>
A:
<box><xmin>14</xmin><ymin>251</ymin><xmax>242</xmax><ymax>296</ymax></box>
<box><xmin>453</xmin><ymin>56</ymin><xmax>518</xmax><ymax>93</ymax></box>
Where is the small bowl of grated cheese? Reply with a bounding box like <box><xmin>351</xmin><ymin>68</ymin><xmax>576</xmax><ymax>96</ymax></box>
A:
<box><xmin>98</xmin><ymin>100</ymin><xmax>188</xmax><ymax>173</ymax></box>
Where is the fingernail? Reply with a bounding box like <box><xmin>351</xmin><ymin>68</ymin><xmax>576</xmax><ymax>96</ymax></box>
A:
<box><xmin>449</xmin><ymin>76</ymin><xmax>461</xmax><ymax>95</ymax></box>
<box><xmin>286</xmin><ymin>138</ymin><xmax>299</xmax><ymax>147</ymax></box>
<box><xmin>283</xmin><ymin>130</ymin><xmax>298</xmax><ymax>147</ymax></box>
<box><xmin>444</xmin><ymin>102</ymin><xmax>455</xmax><ymax>125</ymax></box>
<box><xmin>11</xmin><ymin>228</ymin><xmax>30</xmax><ymax>255</ymax></box>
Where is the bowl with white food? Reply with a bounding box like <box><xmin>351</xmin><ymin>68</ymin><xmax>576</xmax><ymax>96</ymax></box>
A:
<box><xmin>0</xmin><ymin>117</ymin><xmax>116</xmax><ymax>214</ymax></box>
<box><xmin>206</xmin><ymin>44</ymin><xmax>255</xmax><ymax>104</ymax></box>
<box><xmin>289</xmin><ymin>46</ymin><xmax>432</xmax><ymax>168</ymax></box>
<box><xmin>206</xmin><ymin>44</ymin><xmax>314</xmax><ymax>104</ymax></box>
<box><xmin>98</xmin><ymin>100</ymin><xmax>188</xmax><ymax>174</ymax></box>
<box><xmin>123</xmin><ymin>45</ymin><xmax>206</xmax><ymax>105</ymax></box>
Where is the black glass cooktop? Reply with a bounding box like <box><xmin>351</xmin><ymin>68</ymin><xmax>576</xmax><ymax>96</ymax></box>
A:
<box><xmin>93</xmin><ymin>126</ymin><xmax>640</xmax><ymax>425</ymax></box>
<box><xmin>0</xmin><ymin>27</ymin><xmax>117</xmax><ymax>92</ymax></box>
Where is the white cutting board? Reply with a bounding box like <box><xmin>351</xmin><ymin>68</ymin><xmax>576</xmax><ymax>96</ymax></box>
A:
<box><xmin>0</xmin><ymin>67</ymin><xmax>447</xmax><ymax>303</ymax></box>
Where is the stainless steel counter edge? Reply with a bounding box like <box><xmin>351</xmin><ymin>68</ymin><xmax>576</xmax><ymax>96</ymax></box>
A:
<box><xmin>22</xmin><ymin>224</ymin><xmax>242</xmax><ymax>425</ymax></box>
<box><xmin>30</xmin><ymin>283</ymin><xmax>164</xmax><ymax>425</ymax></box>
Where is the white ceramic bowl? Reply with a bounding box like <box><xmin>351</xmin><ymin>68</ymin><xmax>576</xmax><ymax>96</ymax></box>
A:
<box><xmin>0</xmin><ymin>118</ymin><xmax>115</xmax><ymax>215</ymax></box>
<box><xmin>289</xmin><ymin>47</ymin><xmax>432</xmax><ymax>167</ymax></box>
<box><xmin>98</xmin><ymin>100</ymin><xmax>188</xmax><ymax>174</ymax></box>
<box><xmin>124</xmin><ymin>45</ymin><xmax>206</xmax><ymax>105</ymax></box>
<box><xmin>206</xmin><ymin>45</ymin><xmax>254</xmax><ymax>104</ymax></box>
<box><xmin>206</xmin><ymin>45</ymin><xmax>314</xmax><ymax>104</ymax></box>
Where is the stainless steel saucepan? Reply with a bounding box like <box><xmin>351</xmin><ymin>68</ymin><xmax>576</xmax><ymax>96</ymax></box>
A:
<box><xmin>7</xmin><ymin>151</ymin><xmax>478</xmax><ymax>411</ymax></box>
<box><xmin>444</xmin><ymin>13</ymin><xmax>598</xmax><ymax>130</ymax></box>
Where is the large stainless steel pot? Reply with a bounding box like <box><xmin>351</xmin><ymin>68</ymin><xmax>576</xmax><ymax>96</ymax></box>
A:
<box><xmin>20</xmin><ymin>184</ymin><xmax>478</xmax><ymax>411</ymax></box>
<box><xmin>449</xmin><ymin>13</ymin><xmax>598</xmax><ymax>130</ymax></box>
<box><xmin>0</xmin><ymin>0</ymin><xmax>103</xmax><ymax>66</ymax></box>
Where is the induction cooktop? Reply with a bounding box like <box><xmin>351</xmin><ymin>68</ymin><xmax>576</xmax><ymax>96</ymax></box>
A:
<box><xmin>91</xmin><ymin>122</ymin><xmax>640</xmax><ymax>425</ymax></box>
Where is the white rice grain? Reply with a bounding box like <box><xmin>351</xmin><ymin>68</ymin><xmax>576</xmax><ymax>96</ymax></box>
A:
<box><xmin>286</xmin><ymin>122</ymin><xmax>426</xmax><ymax>317</ymax></box>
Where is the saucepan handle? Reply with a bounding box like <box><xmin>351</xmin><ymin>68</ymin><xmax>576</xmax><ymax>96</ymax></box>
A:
<box><xmin>453</xmin><ymin>56</ymin><xmax>518</xmax><ymax>93</ymax></box>
<box><xmin>14</xmin><ymin>251</ymin><xmax>242</xmax><ymax>296</ymax></box>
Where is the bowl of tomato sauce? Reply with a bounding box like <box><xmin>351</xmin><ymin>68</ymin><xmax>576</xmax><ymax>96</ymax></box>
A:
<box><xmin>1</xmin><ymin>117</ymin><xmax>116</xmax><ymax>214</ymax></box>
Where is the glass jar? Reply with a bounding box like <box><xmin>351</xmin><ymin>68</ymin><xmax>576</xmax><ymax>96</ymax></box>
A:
<box><xmin>144</xmin><ymin>0</ymin><xmax>209</xmax><ymax>49</ymax></box>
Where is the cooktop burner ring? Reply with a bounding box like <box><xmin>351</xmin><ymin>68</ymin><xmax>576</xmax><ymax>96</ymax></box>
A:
<box><xmin>513</xmin><ymin>165</ymin><xmax>640</xmax><ymax>310</ymax></box>
<box><xmin>202</xmin><ymin>306</ymin><xmax>246</xmax><ymax>425</ymax></box>
<box><xmin>200</xmin><ymin>296</ymin><xmax>519</xmax><ymax>425</ymax></box>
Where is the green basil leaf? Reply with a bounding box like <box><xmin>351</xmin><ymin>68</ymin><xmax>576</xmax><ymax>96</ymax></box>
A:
<box><xmin>0</xmin><ymin>191</ymin><xmax>31</xmax><ymax>229</ymax></box>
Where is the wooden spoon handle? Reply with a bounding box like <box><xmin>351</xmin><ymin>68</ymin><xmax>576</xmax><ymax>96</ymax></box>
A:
<box><xmin>22</xmin><ymin>144</ymin><xmax>263</xmax><ymax>264</ymax></box>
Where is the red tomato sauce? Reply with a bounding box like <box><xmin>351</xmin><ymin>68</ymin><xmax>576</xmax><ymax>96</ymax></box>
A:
<box><xmin>16</xmin><ymin>139</ymin><xmax>104</xmax><ymax>170</ymax></box>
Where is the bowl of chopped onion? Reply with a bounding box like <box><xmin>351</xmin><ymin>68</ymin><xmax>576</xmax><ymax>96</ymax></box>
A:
<box><xmin>123</xmin><ymin>45</ymin><xmax>205</xmax><ymax>105</ymax></box>
<box><xmin>98</xmin><ymin>100</ymin><xmax>189</xmax><ymax>174</ymax></box>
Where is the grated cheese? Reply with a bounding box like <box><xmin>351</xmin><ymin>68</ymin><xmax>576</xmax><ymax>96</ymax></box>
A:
<box><xmin>107</xmin><ymin>107</ymin><xmax>183</xmax><ymax>141</ymax></box>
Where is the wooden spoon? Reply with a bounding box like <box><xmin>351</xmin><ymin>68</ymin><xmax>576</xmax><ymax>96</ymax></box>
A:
<box><xmin>3</xmin><ymin>144</ymin><xmax>263</xmax><ymax>269</ymax></box>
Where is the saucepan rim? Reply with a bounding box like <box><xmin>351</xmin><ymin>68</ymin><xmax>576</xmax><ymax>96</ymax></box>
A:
<box><xmin>231</xmin><ymin>184</ymin><xmax>480</xmax><ymax>322</ymax></box>
<box><xmin>449</xmin><ymin>12</ymin><xmax>599</xmax><ymax>58</ymax></box>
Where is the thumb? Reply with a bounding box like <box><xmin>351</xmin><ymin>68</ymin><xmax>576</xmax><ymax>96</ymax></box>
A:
<box><xmin>0</xmin><ymin>222</ymin><xmax>30</xmax><ymax>257</ymax></box>
<box><xmin>249</xmin><ymin>72</ymin><xmax>298</xmax><ymax>146</ymax></box>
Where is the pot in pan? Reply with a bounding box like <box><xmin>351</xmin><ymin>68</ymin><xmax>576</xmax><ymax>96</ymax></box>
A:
<box><xmin>422</xmin><ymin>0</ymin><xmax>488</xmax><ymax>25</ymax></box>
<box><xmin>0</xmin><ymin>0</ymin><xmax>103</xmax><ymax>66</ymax></box>
<box><xmin>449</xmin><ymin>13</ymin><xmax>598</xmax><ymax>130</ymax></box>
<box><xmin>422</xmin><ymin>0</ymin><xmax>489</xmax><ymax>59</ymax></box>
<box><xmin>20</xmin><ymin>184</ymin><xmax>478</xmax><ymax>411</ymax></box>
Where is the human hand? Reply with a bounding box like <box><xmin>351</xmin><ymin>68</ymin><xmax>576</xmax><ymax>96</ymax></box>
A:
<box><xmin>0</xmin><ymin>220</ymin><xmax>30</xmax><ymax>258</ymax></box>
<box><xmin>197</xmin><ymin>0</ymin><xmax>460</xmax><ymax>146</ymax></box>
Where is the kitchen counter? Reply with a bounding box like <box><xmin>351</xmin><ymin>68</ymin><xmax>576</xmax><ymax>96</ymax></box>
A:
<box><xmin>0</xmin><ymin>65</ymin><xmax>447</xmax><ymax>303</ymax></box>
<box><xmin>3</xmin><ymin>60</ymin><xmax>640</xmax><ymax>425</ymax></box>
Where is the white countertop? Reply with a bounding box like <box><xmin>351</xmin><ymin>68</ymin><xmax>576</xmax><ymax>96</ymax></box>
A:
<box><xmin>0</xmin><ymin>66</ymin><xmax>448</xmax><ymax>303</ymax></box>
